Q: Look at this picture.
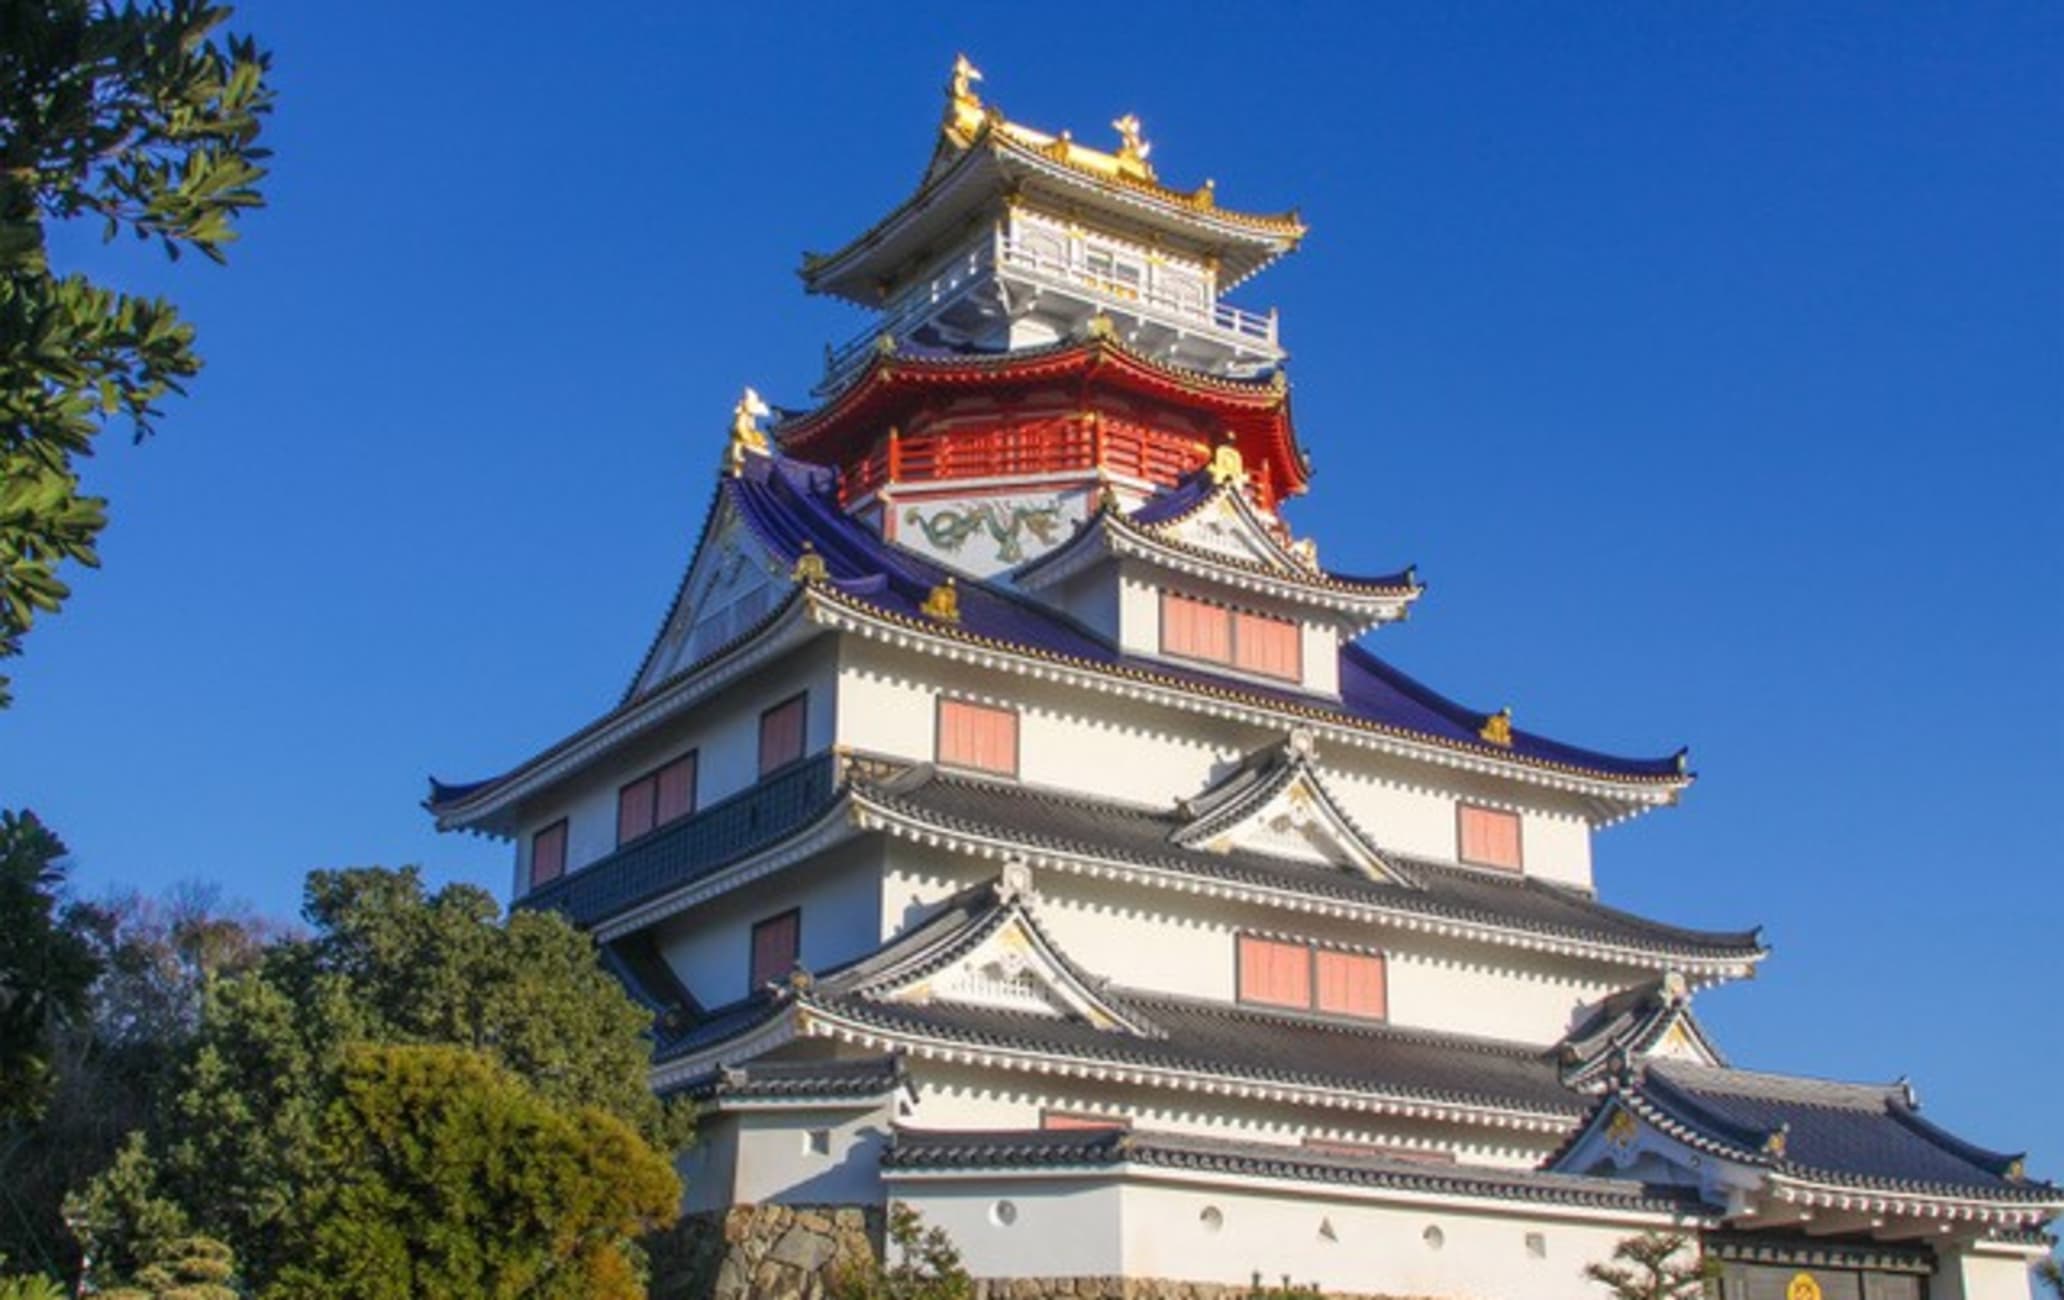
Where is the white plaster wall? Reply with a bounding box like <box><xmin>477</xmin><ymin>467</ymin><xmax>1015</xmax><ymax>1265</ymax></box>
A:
<box><xmin>834</xmin><ymin>638</ymin><xmax>1599</xmax><ymax>889</ymax></box>
<box><xmin>1932</xmin><ymin>1249</ymin><xmax>2040</xmax><ymax>1300</ymax></box>
<box><xmin>656</xmin><ymin>839</ymin><xmax>884</xmax><ymax>1008</ymax></box>
<box><xmin>679</xmin><ymin>1113</ymin><xmax>741</xmax><ymax>1214</ymax></box>
<box><xmin>1115</xmin><ymin>566</ymin><xmax>1161</xmax><ymax>657</ymax></box>
<box><xmin>895</xmin><ymin>1178</ymin><xmax>1125</xmax><ymax>1280</ymax></box>
<box><xmin>1300</xmin><ymin>620</ymin><xmax>1341</xmax><ymax>697</ymax></box>
<box><xmin>893</xmin><ymin>1172</ymin><xmax>1679</xmax><ymax>1297</ymax></box>
<box><xmin>1117</xmin><ymin>1178</ymin><xmax>1675</xmax><ymax>1298</ymax></box>
<box><xmin>514</xmin><ymin>639</ymin><xmax>840</xmax><ymax>886</ymax></box>
<box><xmin>731</xmin><ymin>1104</ymin><xmax>893</xmax><ymax>1206</ymax></box>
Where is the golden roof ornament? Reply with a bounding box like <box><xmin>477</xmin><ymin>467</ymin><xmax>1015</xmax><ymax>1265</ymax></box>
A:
<box><xmin>1084</xmin><ymin>312</ymin><xmax>1117</xmax><ymax>342</ymax></box>
<box><xmin>1605</xmin><ymin>1107</ymin><xmax>1639</xmax><ymax>1150</ymax></box>
<box><xmin>920</xmin><ymin>577</ymin><xmax>961</xmax><ymax>624</ymax></box>
<box><xmin>1111</xmin><ymin>113</ymin><xmax>1155</xmax><ymax>180</ymax></box>
<box><xmin>790</xmin><ymin>542</ymin><xmax>828</xmax><ymax>585</ymax></box>
<box><xmin>1479</xmin><ymin>707</ymin><xmax>1514</xmax><ymax>748</ymax></box>
<box><xmin>724</xmin><ymin>386</ymin><xmax>772</xmax><ymax>476</ymax></box>
<box><xmin>950</xmin><ymin>53</ymin><xmax>982</xmax><ymax>108</ymax></box>
<box><xmin>1206</xmin><ymin>440</ymin><xmax>1248</xmax><ymax>488</ymax></box>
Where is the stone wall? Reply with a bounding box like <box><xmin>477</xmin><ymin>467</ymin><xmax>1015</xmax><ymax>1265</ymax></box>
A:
<box><xmin>648</xmin><ymin>1203</ymin><xmax>882</xmax><ymax>1300</ymax></box>
<box><xmin>968</xmin><ymin>1284</ymin><xmax>1421</xmax><ymax>1300</ymax></box>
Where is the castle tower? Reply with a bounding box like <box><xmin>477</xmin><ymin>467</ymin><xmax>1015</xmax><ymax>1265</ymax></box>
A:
<box><xmin>428</xmin><ymin>58</ymin><xmax>2060</xmax><ymax>1300</ymax></box>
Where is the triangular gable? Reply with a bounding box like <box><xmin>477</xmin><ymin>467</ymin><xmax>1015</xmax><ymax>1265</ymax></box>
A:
<box><xmin>1560</xmin><ymin>973</ymin><xmax>1725</xmax><ymax>1089</ymax></box>
<box><xmin>1129</xmin><ymin>478</ymin><xmax>1312</xmax><ymax>575</ymax></box>
<box><xmin>629</xmin><ymin>491</ymin><xmax>792</xmax><ymax>699</ymax></box>
<box><xmin>853</xmin><ymin>865</ymin><xmax>1161</xmax><ymax>1037</ymax></box>
<box><xmin>1172</xmin><ymin>734</ymin><xmax>1413</xmax><ymax>886</ymax></box>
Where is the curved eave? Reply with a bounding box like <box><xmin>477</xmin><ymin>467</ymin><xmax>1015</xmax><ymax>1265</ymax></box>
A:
<box><xmin>803</xmin><ymin>585</ymin><xmax>1691</xmax><ymax>809</ymax></box>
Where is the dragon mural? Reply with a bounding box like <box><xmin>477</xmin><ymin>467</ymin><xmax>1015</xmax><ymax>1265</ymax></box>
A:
<box><xmin>904</xmin><ymin>498</ymin><xmax>1065</xmax><ymax>563</ymax></box>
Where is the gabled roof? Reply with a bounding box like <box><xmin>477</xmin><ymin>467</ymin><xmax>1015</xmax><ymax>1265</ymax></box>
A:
<box><xmin>654</xmin><ymin>873</ymin><xmax>1591</xmax><ymax>1127</ymax></box>
<box><xmin>1557</xmin><ymin>975</ymin><xmax>1726</xmax><ymax>1088</ymax></box>
<box><xmin>1011</xmin><ymin>468</ymin><xmax>1419</xmax><ymax>624</ymax></box>
<box><xmin>850</xmin><ymin>763</ymin><xmax>1763</xmax><ymax>972</ymax></box>
<box><xmin>1581</xmin><ymin>1060</ymin><xmax>2058</xmax><ymax>1208</ymax></box>
<box><xmin>1167</xmin><ymin>734</ymin><xmax>1413</xmax><ymax>885</ymax></box>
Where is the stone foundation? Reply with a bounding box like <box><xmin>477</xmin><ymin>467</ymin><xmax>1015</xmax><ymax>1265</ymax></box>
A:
<box><xmin>648</xmin><ymin>1203</ymin><xmax>883</xmax><ymax>1300</ymax></box>
<box><xmin>969</xmin><ymin>1284</ymin><xmax>1420</xmax><ymax>1300</ymax></box>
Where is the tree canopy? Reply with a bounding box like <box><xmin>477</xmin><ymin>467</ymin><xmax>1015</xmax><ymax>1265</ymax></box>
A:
<box><xmin>0</xmin><ymin>0</ymin><xmax>273</xmax><ymax>704</ymax></box>
<box><xmin>67</xmin><ymin>866</ymin><xmax>690</xmax><ymax>1293</ymax></box>
<box><xmin>0</xmin><ymin>809</ymin><xmax>99</xmax><ymax>1121</ymax></box>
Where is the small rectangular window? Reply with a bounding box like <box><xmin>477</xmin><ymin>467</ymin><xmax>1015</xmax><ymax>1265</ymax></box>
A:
<box><xmin>937</xmin><ymin>698</ymin><xmax>1019</xmax><ymax>776</ymax></box>
<box><xmin>1041</xmin><ymin>1110</ymin><xmax>1128</xmax><ymax>1131</ymax></box>
<box><xmin>759</xmin><ymin>694</ymin><xmax>807</xmax><ymax>776</ymax></box>
<box><xmin>1458</xmin><ymin>804</ymin><xmax>1523</xmax><ymax>871</ymax></box>
<box><xmin>655</xmin><ymin>752</ymin><xmax>696</xmax><ymax>824</ymax></box>
<box><xmin>1314</xmin><ymin>949</ymin><xmax>1387</xmax><ymax>1020</ymax></box>
<box><xmin>617</xmin><ymin>775</ymin><xmax>657</xmax><ymax>846</ymax></box>
<box><xmin>1233</xmin><ymin>609</ymin><xmax>1302</xmax><ymax>681</ymax></box>
<box><xmin>530</xmin><ymin>820</ymin><xmax>568</xmax><ymax>889</ymax></box>
<box><xmin>1161</xmin><ymin>591</ymin><xmax>1232</xmax><ymax>664</ymax></box>
<box><xmin>749</xmin><ymin>909</ymin><xmax>800</xmax><ymax>989</ymax></box>
<box><xmin>1236</xmin><ymin>934</ymin><xmax>1312</xmax><ymax>1010</ymax></box>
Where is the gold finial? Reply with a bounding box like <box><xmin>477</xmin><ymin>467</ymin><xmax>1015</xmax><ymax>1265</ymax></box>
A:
<box><xmin>1095</xmin><ymin>480</ymin><xmax>1121</xmax><ymax>513</ymax></box>
<box><xmin>1190</xmin><ymin>179</ymin><xmax>1217</xmax><ymax>211</ymax></box>
<box><xmin>724</xmin><ymin>386</ymin><xmax>772</xmax><ymax>476</ymax></box>
<box><xmin>1084</xmin><ymin>312</ymin><xmax>1117</xmax><ymax>342</ymax></box>
<box><xmin>1206</xmin><ymin>440</ymin><xmax>1248</xmax><ymax>488</ymax></box>
<box><xmin>1762</xmin><ymin>1126</ymin><xmax>1789</xmax><ymax>1160</ymax></box>
<box><xmin>873</xmin><ymin>332</ymin><xmax>899</xmax><ymax>358</ymax></box>
<box><xmin>790</xmin><ymin>542</ymin><xmax>828</xmax><ymax>585</ymax></box>
<box><xmin>949</xmin><ymin>53</ymin><xmax>983</xmax><ymax>109</ymax></box>
<box><xmin>785</xmin><ymin>965</ymin><xmax>815</xmax><ymax>993</ymax></box>
<box><xmin>920</xmin><ymin>577</ymin><xmax>961</xmax><ymax>624</ymax></box>
<box><xmin>1111</xmin><ymin>113</ymin><xmax>1155</xmax><ymax>179</ymax></box>
<box><xmin>2006</xmin><ymin>1157</ymin><xmax>2026</xmax><ymax>1183</ymax></box>
<box><xmin>1479</xmin><ymin>707</ymin><xmax>1514</xmax><ymax>748</ymax></box>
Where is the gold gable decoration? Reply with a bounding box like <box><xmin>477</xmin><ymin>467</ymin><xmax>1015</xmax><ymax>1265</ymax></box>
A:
<box><xmin>1479</xmin><ymin>707</ymin><xmax>1514</xmax><ymax>748</ymax></box>
<box><xmin>921</xmin><ymin>578</ymin><xmax>962</xmax><ymax>624</ymax></box>
<box><xmin>724</xmin><ymin>386</ymin><xmax>772</xmax><ymax>477</ymax></box>
<box><xmin>1206</xmin><ymin>440</ymin><xmax>1248</xmax><ymax>488</ymax></box>
<box><xmin>790</xmin><ymin>542</ymin><xmax>828</xmax><ymax>585</ymax></box>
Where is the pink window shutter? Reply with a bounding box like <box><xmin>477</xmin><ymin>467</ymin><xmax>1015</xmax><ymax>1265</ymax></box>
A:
<box><xmin>1460</xmin><ymin>806</ymin><xmax>1523</xmax><ymax>870</ymax></box>
<box><xmin>617</xmin><ymin>777</ymin><xmax>656</xmax><ymax>846</ymax></box>
<box><xmin>1315</xmin><ymin>950</ymin><xmax>1387</xmax><ymax>1020</ymax></box>
<box><xmin>656</xmin><ymin>755</ymin><xmax>696</xmax><ymax>824</ymax></box>
<box><xmin>940</xmin><ymin>700</ymin><xmax>1018</xmax><ymax>775</ymax></box>
<box><xmin>750</xmin><ymin>912</ymin><xmax>799</xmax><ymax>989</ymax></box>
<box><xmin>1163</xmin><ymin>592</ymin><xmax>1232</xmax><ymax>663</ymax></box>
<box><xmin>530</xmin><ymin>822</ymin><xmax>566</xmax><ymax>888</ymax></box>
<box><xmin>760</xmin><ymin>697</ymin><xmax>806</xmax><ymax>775</ymax></box>
<box><xmin>1239</xmin><ymin>936</ymin><xmax>1311</xmax><ymax>1009</ymax></box>
<box><xmin>1234</xmin><ymin>611</ymin><xmax>1301</xmax><ymax>680</ymax></box>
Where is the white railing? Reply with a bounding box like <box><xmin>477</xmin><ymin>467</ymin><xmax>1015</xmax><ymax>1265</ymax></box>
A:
<box><xmin>820</xmin><ymin>237</ymin><xmax>1281</xmax><ymax>385</ymax></box>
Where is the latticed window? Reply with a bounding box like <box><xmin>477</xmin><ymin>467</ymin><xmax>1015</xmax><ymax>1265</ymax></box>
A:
<box><xmin>618</xmin><ymin>753</ymin><xmax>697</xmax><ymax>846</ymax></box>
<box><xmin>750</xmin><ymin>910</ymin><xmax>800</xmax><ymax>989</ymax></box>
<box><xmin>1162</xmin><ymin>592</ymin><xmax>1301</xmax><ymax>682</ymax></box>
<box><xmin>1458</xmin><ymin>804</ymin><xmax>1523</xmax><ymax>871</ymax></box>
<box><xmin>937</xmin><ymin>698</ymin><xmax>1019</xmax><ymax>776</ymax></box>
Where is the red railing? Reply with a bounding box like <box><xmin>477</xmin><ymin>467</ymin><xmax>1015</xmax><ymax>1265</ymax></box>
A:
<box><xmin>837</xmin><ymin>417</ymin><xmax>1256</xmax><ymax>508</ymax></box>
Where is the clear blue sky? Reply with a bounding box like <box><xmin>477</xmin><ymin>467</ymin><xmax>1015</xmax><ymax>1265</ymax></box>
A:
<box><xmin>5</xmin><ymin>4</ymin><xmax>2058</xmax><ymax>1171</ymax></box>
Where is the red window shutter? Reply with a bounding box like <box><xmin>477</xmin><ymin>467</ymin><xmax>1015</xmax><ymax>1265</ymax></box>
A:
<box><xmin>1237</xmin><ymin>935</ymin><xmax>1311</xmax><ymax>1009</ymax></box>
<box><xmin>656</xmin><ymin>754</ymin><xmax>696</xmax><ymax>825</ymax></box>
<box><xmin>749</xmin><ymin>911</ymin><xmax>800</xmax><ymax>989</ymax></box>
<box><xmin>530</xmin><ymin>821</ymin><xmax>567</xmax><ymax>888</ymax></box>
<box><xmin>617</xmin><ymin>776</ymin><xmax>656</xmax><ymax>846</ymax></box>
<box><xmin>938</xmin><ymin>699</ymin><xmax>1018</xmax><ymax>775</ymax></box>
<box><xmin>1459</xmin><ymin>805</ymin><xmax>1523</xmax><ymax>871</ymax></box>
<box><xmin>1233</xmin><ymin>610</ymin><xmax>1302</xmax><ymax>681</ymax></box>
<box><xmin>759</xmin><ymin>695</ymin><xmax>807</xmax><ymax>776</ymax></box>
<box><xmin>1162</xmin><ymin>592</ymin><xmax>1232</xmax><ymax>664</ymax></box>
<box><xmin>1314</xmin><ymin>950</ymin><xmax>1387</xmax><ymax>1020</ymax></box>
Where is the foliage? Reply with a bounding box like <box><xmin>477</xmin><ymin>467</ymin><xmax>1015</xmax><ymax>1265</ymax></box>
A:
<box><xmin>0</xmin><ymin>881</ymin><xmax>269</xmax><ymax>1279</ymax></box>
<box><xmin>70</xmin><ymin>866</ymin><xmax>690</xmax><ymax>1291</ymax></box>
<box><xmin>0</xmin><ymin>0</ymin><xmax>273</xmax><ymax>704</ymax></box>
<box><xmin>0</xmin><ymin>1274</ymin><xmax>66</xmax><ymax>1300</ymax></box>
<box><xmin>2037</xmin><ymin>1256</ymin><xmax>2061</xmax><ymax>1298</ymax></box>
<box><xmin>0</xmin><ymin>809</ymin><xmax>100</xmax><ymax>1121</ymax></box>
<box><xmin>99</xmin><ymin>1233</ymin><xmax>238</xmax><ymax>1300</ymax></box>
<box><xmin>829</xmin><ymin>1203</ymin><xmax>972</xmax><ymax>1300</ymax></box>
<box><xmin>1245</xmin><ymin>1277</ymin><xmax>1322</xmax><ymax>1300</ymax></box>
<box><xmin>1585</xmin><ymin>1233</ymin><xmax>1718</xmax><ymax>1300</ymax></box>
<box><xmin>266</xmin><ymin>1044</ymin><xmax>678</xmax><ymax>1300</ymax></box>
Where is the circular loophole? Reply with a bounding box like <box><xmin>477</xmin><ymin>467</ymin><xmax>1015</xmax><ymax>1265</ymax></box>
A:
<box><xmin>1199</xmin><ymin>1205</ymin><xmax>1225</xmax><ymax>1234</ymax></box>
<box><xmin>1423</xmin><ymin>1225</ymin><xmax>1446</xmax><ymax>1251</ymax></box>
<box><xmin>989</xmin><ymin>1199</ymin><xmax>1017</xmax><ymax>1227</ymax></box>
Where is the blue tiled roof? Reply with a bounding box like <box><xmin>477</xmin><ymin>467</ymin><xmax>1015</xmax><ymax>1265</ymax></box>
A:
<box><xmin>728</xmin><ymin>451</ymin><xmax>1684</xmax><ymax>783</ymax></box>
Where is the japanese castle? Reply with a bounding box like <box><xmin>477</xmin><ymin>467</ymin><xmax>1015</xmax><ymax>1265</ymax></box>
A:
<box><xmin>430</xmin><ymin>58</ymin><xmax>2058</xmax><ymax>1300</ymax></box>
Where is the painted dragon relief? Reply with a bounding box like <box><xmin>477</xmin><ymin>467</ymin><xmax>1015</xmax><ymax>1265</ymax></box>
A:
<box><xmin>903</xmin><ymin>497</ymin><xmax>1065</xmax><ymax>564</ymax></box>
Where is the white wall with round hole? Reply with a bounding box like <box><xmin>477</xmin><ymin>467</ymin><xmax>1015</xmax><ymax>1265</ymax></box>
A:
<box><xmin>1422</xmin><ymin>1224</ymin><xmax>1445</xmax><ymax>1251</ymax></box>
<box><xmin>1199</xmin><ymin>1205</ymin><xmax>1225</xmax><ymax>1233</ymax></box>
<box><xmin>988</xmin><ymin>1200</ymin><xmax>1018</xmax><ymax>1227</ymax></box>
